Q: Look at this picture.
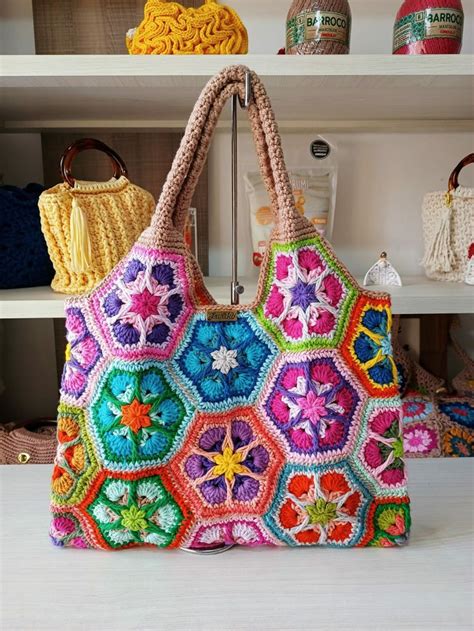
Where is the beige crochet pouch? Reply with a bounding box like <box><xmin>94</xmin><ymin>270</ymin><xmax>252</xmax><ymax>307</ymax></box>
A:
<box><xmin>421</xmin><ymin>154</ymin><xmax>474</xmax><ymax>282</ymax></box>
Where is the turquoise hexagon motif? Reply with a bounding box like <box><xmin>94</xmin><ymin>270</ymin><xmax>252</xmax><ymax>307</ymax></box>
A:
<box><xmin>89</xmin><ymin>360</ymin><xmax>194</xmax><ymax>471</ymax></box>
<box><xmin>255</xmin><ymin>237</ymin><xmax>358</xmax><ymax>351</ymax></box>
<box><xmin>172</xmin><ymin>312</ymin><xmax>278</xmax><ymax>411</ymax></box>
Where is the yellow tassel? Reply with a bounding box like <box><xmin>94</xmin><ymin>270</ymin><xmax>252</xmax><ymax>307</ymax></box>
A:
<box><xmin>70</xmin><ymin>196</ymin><xmax>92</xmax><ymax>273</ymax></box>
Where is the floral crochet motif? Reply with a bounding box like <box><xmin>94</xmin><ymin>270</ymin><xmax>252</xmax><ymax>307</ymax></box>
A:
<box><xmin>90</xmin><ymin>362</ymin><xmax>193</xmax><ymax>471</ymax></box>
<box><xmin>439</xmin><ymin>400</ymin><xmax>474</xmax><ymax>429</ymax></box>
<box><xmin>50</xmin><ymin>514</ymin><xmax>89</xmax><ymax>548</ymax></box>
<box><xmin>343</xmin><ymin>296</ymin><xmax>398</xmax><ymax>396</ymax></box>
<box><xmin>93</xmin><ymin>248</ymin><xmax>191</xmax><ymax>360</ymax></box>
<box><xmin>61</xmin><ymin>307</ymin><xmax>101</xmax><ymax>400</ymax></box>
<box><xmin>361</xmin><ymin>407</ymin><xmax>406</xmax><ymax>488</ymax></box>
<box><xmin>265</xmin><ymin>464</ymin><xmax>370</xmax><ymax>546</ymax></box>
<box><xmin>403</xmin><ymin>422</ymin><xmax>439</xmax><ymax>456</ymax></box>
<box><xmin>86</xmin><ymin>475</ymin><xmax>186</xmax><ymax>549</ymax></box>
<box><xmin>263</xmin><ymin>354</ymin><xmax>363</xmax><ymax>459</ymax></box>
<box><xmin>258</xmin><ymin>240</ymin><xmax>357</xmax><ymax>350</ymax></box>
<box><xmin>189</xmin><ymin>519</ymin><xmax>275</xmax><ymax>548</ymax></box>
<box><xmin>174</xmin><ymin>313</ymin><xmax>277</xmax><ymax>410</ymax></box>
<box><xmin>51</xmin><ymin>405</ymin><xmax>98</xmax><ymax>507</ymax></box>
<box><xmin>171</xmin><ymin>407</ymin><xmax>284</xmax><ymax>519</ymax></box>
<box><xmin>442</xmin><ymin>425</ymin><xmax>474</xmax><ymax>457</ymax></box>
<box><xmin>402</xmin><ymin>396</ymin><xmax>434</xmax><ymax>422</ymax></box>
<box><xmin>360</xmin><ymin>499</ymin><xmax>411</xmax><ymax>547</ymax></box>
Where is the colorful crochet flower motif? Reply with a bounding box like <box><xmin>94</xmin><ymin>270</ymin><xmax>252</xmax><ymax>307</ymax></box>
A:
<box><xmin>361</xmin><ymin>406</ymin><xmax>406</xmax><ymax>489</ymax></box>
<box><xmin>342</xmin><ymin>296</ymin><xmax>398</xmax><ymax>396</ymax></box>
<box><xmin>51</xmin><ymin>405</ymin><xmax>98</xmax><ymax>507</ymax></box>
<box><xmin>263</xmin><ymin>354</ymin><xmax>363</xmax><ymax>459</ymax></box>
<box><xmin>442</xmin><ymin>425</ymin><xmax>474</xmax><ymax>457</ymax></box>
<box><xmin>402</xmin><ymin>395</ymin><xmax>434</xmax><ymax>423</ymax></box>
<box><xmin>50</xmin><ymin>514</ymin><xmax>89</xmax><ymax>549</ymax></box>
<box><xmin>86</xmin><ymin>475</ymin><xmax>185</xmax><ymax>549</ymax></box>
<box><xmin>93</xmin><ymin>248</ymin><xmax>191</xmax><ymax>360</ymax></box>
<box><xmin>170</xmin><ymin>407</ymin><xmax>284</xmax><ymax>519</ymax></box>
<box><xmin>174</xmin><ymin>313</ymin><xmax>277</xmax><ymax>410</ymax></box>
<box><xmin>360</xmin><ymin>499</ymin><xmax>411</xmax><ymax>547</ymax></box>
<box><xmin>265</xmin><ymin>463</ymin><xmax>370</xmax><ymax>547</ymax></box>
<box><xmin>90</xmin><ymin>362</ymin><xmax>193</xmax><ymax>471</ymax></box>
<box><xmin>61</xmin><ymin>307</ymin><xmax>101</xmax><ymax>400</ymax></box>
<box><xmin>439</xmin><ymin>400</ymin><xmax>474</xmax><ymax>429</ymax></box>
<box><xmin>189</xmin><ymin>519</ymin><xmax>274</xmax><ymax>549</ymax></box>
<box><xmin>403</xmin><ymin>422</ymin><xmax>439</xmax><ymax>457</ymax></box>
<box><xmin>258</xmin><ymin>240</ymin><xmax>356</xmax><ymax>350</ymax></box>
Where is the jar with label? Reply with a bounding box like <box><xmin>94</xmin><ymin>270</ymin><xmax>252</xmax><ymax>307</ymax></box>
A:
<box><xmin>286</xmin><ymin>0</ymin><xmax>352</xmax><ymax>54</ymax></box>
<box><xmin>393</xmin><ymin>0</ymin><xmax>464</xmax><ymax>55</ymax></box>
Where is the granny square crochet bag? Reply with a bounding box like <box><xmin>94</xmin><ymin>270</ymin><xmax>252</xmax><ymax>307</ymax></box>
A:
<box><xmin>49</xmin><ymin>66</ymin><xmax>411</xmax><ymax>551</ymax></box>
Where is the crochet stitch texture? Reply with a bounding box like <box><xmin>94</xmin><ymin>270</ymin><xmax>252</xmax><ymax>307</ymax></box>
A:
<box><xmin>50</xmin><ymin>66</ymin><xmax>410</xmax><ymax>550</ymax></box>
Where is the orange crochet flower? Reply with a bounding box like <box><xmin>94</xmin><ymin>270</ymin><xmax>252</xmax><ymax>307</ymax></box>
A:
<box><xmin>120</xmin><ymin>399</ymin><xmax>152</xmax><ymax>433</ymax></box>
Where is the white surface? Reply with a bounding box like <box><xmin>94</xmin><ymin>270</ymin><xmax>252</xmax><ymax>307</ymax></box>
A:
<box><xmin>0</xmin><ymin>460</ymin><xmax>472</xmax><ymax>631</ymax></box>
<box><xmin>0</xmin><ymin>276</ymin><xmax>473</xmax><ymax>319</ymax></box>
<box><xmin>1</xmin><ymin>55</ymin><xmax>473</xmax><ymax>130</ymax></box>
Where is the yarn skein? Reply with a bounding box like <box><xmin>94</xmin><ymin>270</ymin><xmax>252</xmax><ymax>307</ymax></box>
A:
<box><xmin>286</xmin><ymin>0</ymin><xmax>352</xmax><ymax>55</ymax></box>
<box><xmin>393</xmin><ymin>0</ymin><xmax>464</xmax><ymax>54</ymax></box>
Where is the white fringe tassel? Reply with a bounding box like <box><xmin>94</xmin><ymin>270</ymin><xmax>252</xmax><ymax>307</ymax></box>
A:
<box><xmin>421</xmin><ymin>203</ymin><xmax>456</xmax><ymax>273</ymax></box>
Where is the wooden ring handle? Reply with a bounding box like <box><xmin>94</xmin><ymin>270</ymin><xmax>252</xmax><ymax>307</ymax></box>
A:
<box><xmin>448</xmin><ymin>153</ymin><xmax>474</xmax><ymax>192</ymax></box>
<box><xmin>60</xmin><ymin>138</ymin><xmax>128</xmax><ymax>187</ymax></box>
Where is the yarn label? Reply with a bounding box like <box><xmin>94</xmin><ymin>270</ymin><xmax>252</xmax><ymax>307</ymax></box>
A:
<box><xmin>287</xmin><ymin>10</ymin><xmax>350</xmax><ymax>49</ymax></box>
<box><xmin>393</xmin><ymin>9</ymin><xmax>464</xmax><ymax>52</ymax></box>
<box><xmin>206</xmin><ymin>310</ymin><xmax>237</xmax><ymax>322</ymax></box>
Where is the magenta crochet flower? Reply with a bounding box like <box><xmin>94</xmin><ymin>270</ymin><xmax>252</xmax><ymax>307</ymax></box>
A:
<box><xmin>363</xmin><ymin>409</ymin><xmax>406</xmax><ymax>487</ymax></box>
<box><xmin>403</xmin><ymin>423</ymin><xmax>438</xmax><ymax>455</ymax></box>
<box><xmin>264</xmin><ymin>248</ymin><xmax>344</xmax><ymax>341</ymax></box>
<box><xmin>61</xmin><ymin>308</ymin><xmax>101</xmax><ymax>399</ymax></box>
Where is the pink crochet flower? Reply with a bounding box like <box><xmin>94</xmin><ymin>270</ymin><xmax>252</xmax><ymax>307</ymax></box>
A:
<box><xmin>363</xmin><ymin>408</ymin><xmax>406</xmax><ymax>487</ymax></box>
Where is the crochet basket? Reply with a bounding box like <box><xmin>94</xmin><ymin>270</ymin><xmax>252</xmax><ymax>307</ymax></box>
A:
<box><xmin>49</xmin><ymin>66</ymin><xmax>411</xmax><ymax>551</ymax></box>
<box><xmin>126</xmin><ymin>0</ymin><xmax>248</xmax><ymax>55</ymax></box>
<box><xmin>0</xmin><ymin>420</ymin><xmax>57</xmax><ymax>465</ymax></box>
<box><xmin>0</xmin><ymin>183</ymin><xmax>54</xmax><ymax>289</ymax></box>
<box><xmin>421</xmin><ymin>154</ymin><xmax>474</xmax><ymax>282</ymax></box>
<box><xmin>38</xmin><ymin>139</ymin><xmax>156</xmax><ymax>295</ymax></box>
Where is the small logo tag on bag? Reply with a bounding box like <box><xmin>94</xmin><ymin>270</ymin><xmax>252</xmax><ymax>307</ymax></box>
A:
<box><xmin>206</xmin><ymin>310</ymin><xmax>237</xmax><ymax>322</ymax></box>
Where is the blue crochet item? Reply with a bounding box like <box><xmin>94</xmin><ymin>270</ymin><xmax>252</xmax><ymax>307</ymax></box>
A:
<box><xmin>0</xmin><ymin>184</ymin><xmax>54</xmax><ymax>289</ymax></box>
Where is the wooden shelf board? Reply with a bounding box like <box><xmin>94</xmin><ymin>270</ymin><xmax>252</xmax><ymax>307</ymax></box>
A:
<box><xmin>0</xmin><ymin>276</ymin><xmax>472</xmax><ymax>319</ymax></box>
<box><xmin>1</xmin><ymin>55</ymin><xmax>473</xmax><ymax>129</ymax></box>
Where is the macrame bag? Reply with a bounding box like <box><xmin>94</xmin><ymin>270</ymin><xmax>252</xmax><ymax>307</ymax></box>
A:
<box><xmin>0</xmin><ymin>183</ymin><xmax>54</xmax><ymax>289</ymax></box>
<box><xmin>49</xmin><ymin>66</ymin><xmax>410</xmax><ymax>551</ymax></box>
<box><xmin>38</xmin><ymin>139</ymin><xmax>155</xmax><ymax>295</ymax></box>
<box><xmin>421</xmin><ymin>154</ymin><xmax>474</xmax><ymax>282</ymax></box>
<box><xmin>126</xmin><ymin>0</ymin><xmax>248</xmax><ymax>55</ymax></box>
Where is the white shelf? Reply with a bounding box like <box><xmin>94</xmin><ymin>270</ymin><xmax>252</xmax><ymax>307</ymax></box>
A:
<box><xmin>1</xmin><ymin>459</ymin><xmax>472</xmax><ymax>630</ymax></box>
<box><xmin>1</xmin><ymin>55</ymin><xmax>473</xmax><ymax>132</ymax></box>
<box><xmin>0</xmin><ymin>276</ymin><xmax>472</xmax><ymax>319</ymax></box>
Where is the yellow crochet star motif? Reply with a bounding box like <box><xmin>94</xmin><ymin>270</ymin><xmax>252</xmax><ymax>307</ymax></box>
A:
<box><xmin>212</xmin><ymin>446</ymin><xmax>245</xmax><ymax>481</ymax></box>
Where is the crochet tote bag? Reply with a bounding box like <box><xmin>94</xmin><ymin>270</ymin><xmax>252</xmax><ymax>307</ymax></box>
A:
<box><xmin>49</xmin><ymin>66</ymin><xmax>411</xmax><ymax>551</ymax></box>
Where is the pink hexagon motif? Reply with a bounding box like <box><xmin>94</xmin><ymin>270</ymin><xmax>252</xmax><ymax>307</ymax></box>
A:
<box><xmin>261</xmin><ymin>351</ymin><xmax>367</xmax><ymax>462</ymax></box>
<box><xmin>186</xmin><ymin>518</ymin><xmax>278</xmax><ymax>549</ymax></box>
<box><xmin>91</xmin><ymin>246</ymin><xmax>192</xmax><ymax>360</ymax></box>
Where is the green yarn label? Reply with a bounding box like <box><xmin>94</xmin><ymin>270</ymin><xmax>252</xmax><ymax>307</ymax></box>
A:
<box><xmin>287</xmin><ymin>10</ymin><xmax>350</xmax><ymax>49</ymax></box>
<box><xmin>393</xmin><ymin>8</ymin><xmax>464</xmax><ymax>52</ymax></box>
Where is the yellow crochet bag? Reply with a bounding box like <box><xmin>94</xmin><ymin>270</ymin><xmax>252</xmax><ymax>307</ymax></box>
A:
<box><xmin>38</xmin><ymin>139</ymin><xmax>155</xmax><ymax>295</ymax></box>
<box><xmin>126</xmin><ymin>0</ymin><xmax>248</xmax><ymax>55</ymax></box>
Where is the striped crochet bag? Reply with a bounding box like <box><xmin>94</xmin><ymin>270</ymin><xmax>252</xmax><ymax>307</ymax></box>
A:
<box><xmin>49</xmin><ymin>66</ymin><xmax>411</xmax><ymax>551</ymax></box>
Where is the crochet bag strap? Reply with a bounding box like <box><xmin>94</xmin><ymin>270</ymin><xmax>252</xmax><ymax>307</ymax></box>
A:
<box><xmin>450</xmin><ymin>317</ymin><xmax>474</xmax><ymax>376</ymax></box>
<box><xmin>60</xmin><ymin>138</ymin><xmax>128</xmax><ymax>188</ymax></box>
<box><xmin>448</xmin><ymin>153</ymin><xmax>474</xmax><ymax>194</ymax></box>
<box><xmin>141</xmin><ymin>65</ymin><xmax>308</xmax><ymax>252</ymax></box>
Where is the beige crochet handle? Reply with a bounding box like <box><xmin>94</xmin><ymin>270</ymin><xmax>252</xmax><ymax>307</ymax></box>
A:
<box><xmin>450</xmin><ymin>317</ymin><xmax>474</xmax><ymax>375</ymax></box>
<box><xmin>448</xmin><ymin>153</ymin><xmax>474</xmax><ymax>192</ymax></box>
<box><xmin>143</xmin><ymin>65</ymin><xmax>307</xmax><ymax>251</ymax></box>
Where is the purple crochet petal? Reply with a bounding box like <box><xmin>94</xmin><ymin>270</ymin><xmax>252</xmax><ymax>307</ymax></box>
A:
<box><xmin>113</xmin><ymin>321</ymin><xmax>140</xmax><ymax>346</ymax></box>
<box><xmin>123</xmin><ymin>259</ymin><xmax>146</xmax><ymax>283</ymax></box>
<box><xmin>103</xmin><ymin>291</ymin><xmax>123</xmax><ymax>318</ymax></box>
<box><xmin>153</xmin><ymin>263</ymin><xmax>175</xmax><ymax>289</ymax></box>
<box><xmin>185</xmin><ymin>454</ymin><xmax>213</xmax><ymax>480</ymax></box>
<box><xmin>233</xmin><ymin>476</ymin><xmax>259</xmax><ymax>502</ymax></box>
<box><xmin>147</xmin><ymin>323</ymin><xmax>170</xmax><ymax>345</ymax></box>
<box><xmin>199</xmin><ymin>427</ymin><xmax>226</xmax><ymax>452</ymax></box>
<box><xmin>167</xmin><ymin>294</ymin><xmax>183</xmax><ymax>321</ymax></box>
<box><xmin>200</xmin><ymin>477</ymin><xmax>227</xmax><ymax>505</ymax></box>
<box><xmin>231</xmin><ymin>420</ymin><xmax>253</xmax><ymax>449</ymax></box>
<box><xmin>242</xmin><ymin>445</ymin><xmax>269</xmax><ymax>474</ymax></box>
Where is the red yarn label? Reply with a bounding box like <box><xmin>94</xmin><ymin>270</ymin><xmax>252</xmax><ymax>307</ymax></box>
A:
<box><xmin>287</xmin><ymin>10</ymin><xmax>350</xmax><ymax>49</ymax></box>
<box><xmin>393</xmin><ymin>8</ymin><xmax>464</xmax><ymax>52</ymax></box>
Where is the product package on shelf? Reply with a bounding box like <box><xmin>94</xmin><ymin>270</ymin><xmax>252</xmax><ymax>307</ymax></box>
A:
<box><xmin>246</xmin><ymin>143</ymin><xmax>338</xmax><ymax>267</ymax></box>
<box><xmin>38</xmin><ymin>138</ymin><xmax>155</xmax><ymax>295</ymax></box>
<box><xmin>421</xmin><ymin>153</ymin><xmax>474</xmax><ymax>283</ymax></box>
<box><xmin>0</xmin><ymin>183</ymin><xmax>54</xmax><ymax>289</ymax></box>
<box><xmin>126</xmin><ymin>0</ymin><xmax>248</xmax><ymax>55</ymax></box>
<box><xmin>286</xmin><ymin>0</ymin><xmax>352</xmax><ymax>55</ymax></box>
